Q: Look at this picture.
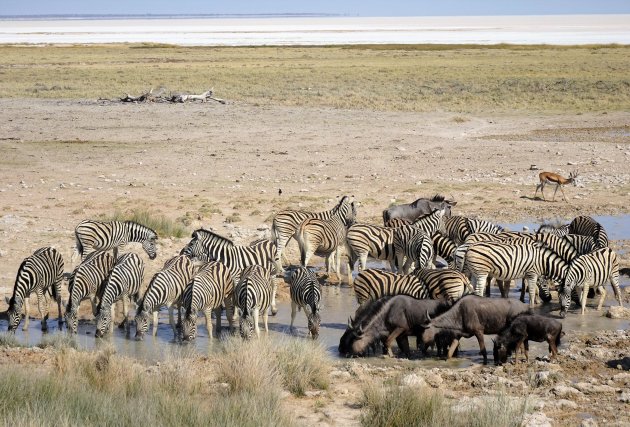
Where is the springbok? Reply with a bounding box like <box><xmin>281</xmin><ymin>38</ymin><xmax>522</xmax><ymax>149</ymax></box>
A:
<box><xmin>534</xmin><ymin>170</ymin><xmax>579</xmax><ymax>202</ymax></box>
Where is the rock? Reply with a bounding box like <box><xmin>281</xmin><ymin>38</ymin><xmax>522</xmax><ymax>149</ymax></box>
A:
<box><xmin>574</xmin><ymin>382</ymin><xmax>616</xmax><ymax>394</ymax></box>
<box><xmin>555</xmin><ymin>399</ymin><xmax>578</xmax><ymax>409</ymax></box>
<box><xmin>606</xmin><ymin>306</ymin><xmax>630</xmax><ymax>319</ymax></box>
<box><xmin>552</xmin><ymin>385</ymin><xmax>582</xmax><ymax>397</ymax></box>
<box><xmin>401</xmin><ymin>373</ymin><xmax>427</xmax><ymax>388</ymax></box>
<box><xmin>522</xmin><ymin>411</ymin><xmax>553</xmax><ymax>427</ymax></box>
<box><xmin>618</xmin><ymin>390</ymin><xmax>630</xmax><ymax>403</ymax></box>
<box><xmin>424</xmin><ymin>372</ymin><xmax>443</xmax><ymax>388</ymax></box>
<box><xmin>304</xmin><ymin>390</ymin><xmax>325</xmax><ymax>398</ymax></box>
<box><xmin>580</xmin><ymin>418</ymin><xmax>598</xmax><ymax>427</ymax></box>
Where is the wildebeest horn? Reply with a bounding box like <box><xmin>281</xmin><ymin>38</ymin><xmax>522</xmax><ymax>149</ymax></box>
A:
<box><xmin>357</xmin><ymin>324</ymin><xmax>363</xmax><ymax>335</ymax></box>
<box><xmin>347</xmin><ymin>317</ymin><xmax>353</xmax><ymax>328</ymax></box>
<box><xmin>426</xmin><ymin>310</ymin><xmax>431</xmax><ymax>321</ymax></box>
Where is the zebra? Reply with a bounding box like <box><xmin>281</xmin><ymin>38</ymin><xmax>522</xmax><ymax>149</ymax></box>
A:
<box><xmin>181</xmin><ymin>260</ymin><xmax>235</xmax><ymax>341</ymax></box>
<box><xmin>73</xmin><ymin>219</ymin><xmax>158</xmax><ymax>263</ymax></box>
<box><xmin>345</xmin><ymin>224</ymin><xmax>397</xmax><ymax>276</ymax></box>
<box><xmin>94</xmin><ymin>253</ymin><xmax>144</xmax><ymax>338</ymax></box>
<box><xmin>461</xmin><ymin>241</ymin><xmax>569</xmax><ymax>307</ymax></box>
<box><xmin>6</xmin><ymin>247</ymin><xmax>64</xmax><ymax>332</ymax></box>
<box><xmin>410</xmin><ymin>267</ymin><xmax>474</xmax><ymax>302</ymax></box>
<box><xmin>537</xmin><ymin>223</ymin><xmax>570</xmax><ymax>237</ymax></box>
<box><xmin>393</xmin><ymin>226</ymin><xmax>434</xmax><ymax>274</ymax></box>
<box><xmin>65</xmin><ymin>251</ymin><xmax>116</xmax><ymax>334</ymax></box>
<box><xmin>289</xmin><ymin>267</ymin><xmax>322</xmax><ymax>339</ymax></box>
<box><xmin>383</xmin><ymin>218</ymin><xmax>412</xmax><ymax>228</ymax></box>
<box><xmin>559</xmin><ymin>247</ymin><xmax>623</xmax><ymax>317</ymax></box>
<box><xmin>180</xmin><ymin>229</ymin><xmax>277</xmax><ymax>280</ymax></box>
<box><xmin>135</xmin><ymin>255</ymin><xmax>195</xmax><ymax>340</ymax></box>
<box><xmin>445</xmin><ymin>216</ymin><xmax>504</xmax><ymax>245</ymax></box>
<box><xmin>563</xmin><ymin>234</ymin><xmax>597</xmax><ymax>254</ymax></box>
<box><xmin>352</xmin><ymin>269</ymin><xmax>428</xmax><ymax>304</ymax></box>
<box><xmin>271</xmin><ymin>195</ymin><xmax>353</xmax><ymax>274</ymax></box>
<box><xmin>392</xmin><ymin>208</ymin><xmax>446</xmax><ymax>273</ymax></box>
<box><xmin>235</xmin><ymin>264</ymin><xmax>276</xmax><ymax>339</ymax></box>
<box><xmin>297</xmin><ymin>201</ymin><xmax>357</xmax><ymax>282</ymax></box>
<box><xmin>568</xmin><ymin>216</ymin><xmax>609</xmax><ymax>249</ymax></box>
<box><xmin>432</xmin><ymin>232</ymin><xmax>457</xmax><ymax>269</ymax></box>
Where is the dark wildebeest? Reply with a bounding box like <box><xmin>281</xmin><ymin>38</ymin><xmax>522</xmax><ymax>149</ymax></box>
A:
<box><xmin>382</xmin><ymin>194</ymin><xmax>456</xmax><ymax>225</ymax></box>
<box><xmin>493</xmin><ymin>314</ymin><xmax>564</xmax><ymax>365</ymax></box>
<box><xmin>338</xmin><ymin>296</ymin><xmax>451</xmax><ymax>358</ymax></box>
<box><xmin>419</xmin><ymin>295</ymin><xmax>530</xmax><ymax>364</ymax></box>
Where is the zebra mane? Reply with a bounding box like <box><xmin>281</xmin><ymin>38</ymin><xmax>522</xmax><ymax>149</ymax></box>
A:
<box><xmin>192</xmin><ymin>228</ymin><xmax>235</xmax><ymax>247</ymax></box>
<box><xmin>335</xmin><ymin>195</ymin><xmax>350</xmax><ymax>209</ymax></box>
<box><xmin>124</xmin><ymin>221</ymin><xmax>158</xmax><ymax>239</ymax></box>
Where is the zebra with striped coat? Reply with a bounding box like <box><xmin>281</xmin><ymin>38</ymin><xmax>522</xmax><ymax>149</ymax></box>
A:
<box><xmin>74</xmin><ymin>219</ymin><xmax>158</xmax><ymax>262</ymax></box>
<box><xmin>181</xmin><ymin>260</ymin><xmax>235</xmax><ymax>341</ymax></box>
<box><xmin>445</xmin><ymin>216</ymin><xmax>504</xmax><ymax>245</ymax></box>
<box><xmin>537</xmin><ymin>223</ymin><xmax>570</xmax><ymax>237</ymax></box>
<box><xmin>289</xmin><ymin>267</ymin><xmax>322</xmax><ymax>339</ymax></box>
<box><xmin>271</xmin><ymin>196</ymin><xmax>354</xmax><ymax>274</ymax></box>
<box><xmin>411</xmin><ymin>267</ymin><xmax>474</xmax><ymax>302</ymax></box>
<box><xmin>236</xmin><ymin>265</ymin><xmax>276</xmax><ymax>339</ymax></box>
<box><xmin>94</xmin><ymin>253</ymin><xmax>144</xmax><ymax>338</ymax></box>
<box><xmin>135</xmin><ymin>255</ymin><xmax>195</xmax><ymax>340</ymax></box>
<box><xmin>432</xmin><ymin>232</ymin><xmax>457</xmax><ymax>269</ymax></box>
<box><xmin>180</xmin><ymin>229</ymin><xmax>277</xmax><ymax>279</ymax></box>
<box><xmin>560</xmin><ymin>247</ymin><xmax>623</xmax><ymax>317</ymax></box>
<box><xmin>6</xmin><ymin>247</ymin><xmax>64</xmax><ymax>332</ymax></box>
<box><xmin>345</xmin><ymin>224</ymin><xmax>397</xmax><ymax>275</ymax></box>
<box><xmin>65</xmin><ymin>251</ymin><xmax>116</xmax><ymax>334</ymax></box>
<box><xmin>297</xmin><ymin>202</ymin><xmax>357</xmax><ymax>282</ymax></box>
<box><xmin>568</xmin><ymin>216</ymin><xmax>609</xmax><ymax>249</ymax></box>
<box><xmin>383</xmin><ymin>218</ymin><xmax>412</xmax><ymax>228</ymax></box>
<box><xmin>462</xmin><ymin>241</ymin><xmax>569</xmax><ymax>307</ymax></box>
<box><xmin>392</xmin><ymin>208</ymin><xmax>445</xmax><ymax>274</ymax></box>
<box><xmin>352</xmin><ymin>269</ymin><xmax>429</xmax><ymax>305</ymax></box>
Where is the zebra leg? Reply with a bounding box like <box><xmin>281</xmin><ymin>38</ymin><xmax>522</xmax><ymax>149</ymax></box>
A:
<box><xmin>152</xmin><ymin>311</ymin><xmax>159</xmax><ymax>336</ymax></box>
<box><xmin>290</xmin><ymin>301</ymin><xmax>297</xmax><ymax>332</ymax></box>
<box><xmin>225</xmin><ymin>299</ymin><xmax>235</xmax><ymax>332</ymax></box>
<box><xmin>384</xmin><ymin>327</ymin><xmax>406</xmax><ymax>358</ymax></box>
<box><xmin>270</xmin><ymin>279</ymin><xmax>278</xmax><ymax>316</ymax></box>
<box><xmin>36</xmin><ymin>290</ymin><xmax>49</xmax><ymax>332</ymax></box>
<box><xmin>168</xmin><ymin>305</ymin><xmax>178</xmax><ymax>339</ymax></box>
<box><xmin>596</xmin><ymin>285</ymin><xmax>607</xmax><ymax>312</ymax></box>
<box><xmin>519</xmin><ymin>279</ymin><xmax>527</xmax><ymax>303</ymax></box>
<box><xmin>22</xmin><ymin>296</ymin><xmax>30</xmax><ymax>331</ymax></box>
<box><xmin>205</xmin><ymin>308</ymin><xmax>214</xmax><ymax>339</ymax></box>
<box><xmin>579</xmin><ymin>283</ymin><xmax>590</xmax><ymax>315</ymax></box>
<box><xmin>253</xmin><ymin>307</ymin><xmax>261</xmax><ymax>339</ymax></box>
<box><xmin>110</xmin><ymin>304</ymin><xmax>116</xmax><ymax>334</ymax></box>
<box><xmin>474</xmin><ymin>274</ymin><xmax>488</xmax><ymax>297</ymax></box>
<box><xmin>527</xmin><ymin>276</ymin><xmax>537</xmax><ymax>308</ymax></box>
<box><xmin>446</xmin><ymin>338</ymin><xmax>460</xmax><ymax>360</ymax></box>
<box><xmin>119</xmin><ymin>297</ymin><xmax>129</xmax><ymax>330</ymax></box>
<box><xmin>610</xmin><ymin>273</ymin><xmax>623</xmax><ymax>307</ymax></box>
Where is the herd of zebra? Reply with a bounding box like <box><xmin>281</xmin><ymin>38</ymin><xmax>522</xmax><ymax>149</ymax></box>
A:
<box><xmin>3</xmin><ymin>194</ymin><xmax>626</xmax><ymax>354</ymax></box>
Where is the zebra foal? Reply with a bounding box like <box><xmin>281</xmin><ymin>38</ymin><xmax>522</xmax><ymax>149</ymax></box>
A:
<box><xmin>236</xmin><ymin>265</ymin><xmax>276</xmax><ymax>340</ymax></box>
<box><xmin>271</xmin><ymin>196</ymin><xmax>353</xmax><ymax>274</ymax></box>
<box><xmin>74</xmin><ymin>219</ymin><xmax>158</xmax><ymax>262</ymax></box>
<box><xmin>560</xmin><ymin>247</ymin><xmax>623</xmax><ymax>317</ymax></box>
<box><xmin>181</xmin><ymin>260</ymin><xmax>235</xmax><ymax>341</ymax></box>
<box><xmin>6</xmin><ymin>247</ymin><xmax>64</xmax><ymax>332</ymax></box>
<box><xmin>65</xmin><ymin>251</ymin><xmax>116</xmax><ymax>334</ymax></box>
<box><xmin>135</xmin><ymin>255</ymin><xmax>195</xmax><ymax>340</ymax></box>
<box><xmin>94</xmin><ymin>253</ymin><xmax>144</xmax><ymax>338</ymax></box>
<box><xmin>289</xmin><ymin>267</ymin><xmax>322</xmax><ymax>339</ymax></box>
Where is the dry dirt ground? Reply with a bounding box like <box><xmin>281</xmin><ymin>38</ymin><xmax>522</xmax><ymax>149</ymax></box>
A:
<box><xmin>0</xmin><ymin>99</ymin><xmax>629</xmax><ymax>425</ymax></box>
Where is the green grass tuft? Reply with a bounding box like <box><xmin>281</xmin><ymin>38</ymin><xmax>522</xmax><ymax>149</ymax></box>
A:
<box><xmin>103</xmin><ymin>208</ymin><xmax>187</xmax><ymax>238</ymax></box>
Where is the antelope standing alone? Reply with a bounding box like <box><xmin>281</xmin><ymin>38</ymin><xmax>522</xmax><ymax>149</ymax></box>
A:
<box><xmin>534</xmin><ymin>170</ymin><xmax>579</xmax><ymax>202</ymax></box>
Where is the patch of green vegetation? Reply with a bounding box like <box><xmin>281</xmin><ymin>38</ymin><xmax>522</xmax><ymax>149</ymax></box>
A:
<box><xmin>102</xmin><ymin>208</ymin><xmax>187</xmax><ymax>238</ymax></box>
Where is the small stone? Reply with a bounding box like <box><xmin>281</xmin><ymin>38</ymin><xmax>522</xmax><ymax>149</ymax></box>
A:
<box><xmin>304</xmin><ymin>390</ymin><xmax>324</xmax><ymax>397</ymax></box>
<box><xmin>401</xmin><ymin>373</ymin><xmax>427</xmax><ymax>388</ymax></box>
<box><xmin>618</xmin><ymin>390</ymin><xmax>630</xmax><ymax>403</ymax></box>
<box><xmin>522</xmin><ymin>411</ymin><xmax>553</xmax><ymax>427</ymax></box>
<box><xmin>556</xmin><ymin>399</ymin><xmax>578</xmax><ymax>409</ymax></box>
<box><xmin>580</xmin><ymin>418</ymin><xmax>598</xmax><ymax>427</ymax></box>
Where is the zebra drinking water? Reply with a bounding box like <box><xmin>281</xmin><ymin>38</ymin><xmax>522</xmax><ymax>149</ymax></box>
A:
<box><xmin>94</xmin><ymin>253</ymin><xmax>144</xmax><ymax>338</ymax></box>
<box><xmin>235</xmin><ymin>264</ymin><xmax>276</xmax><ymax>340</ymax></box>
<box><xmin>6</xmin><ymin>247</ymin><xmax>64</xmax><ymax>332</ymax></box>
<box><xmin>289</xmin><ymin>267</ymin><xmax>322</xmax><ymax>339</ymax></box>
<box><xmin>65</xmin><ymin>251</ymin><xmax>116</xmax><ymax>334</ymax></box>
<box><xmin>135</xmin><ymin>255</ymin><xmax>195</xmax><ymax>340</ymax></box>
<box><xmin>181</xmin><ymin>260</ymin><xmax>235</xmax><ymax>341</ymax></box>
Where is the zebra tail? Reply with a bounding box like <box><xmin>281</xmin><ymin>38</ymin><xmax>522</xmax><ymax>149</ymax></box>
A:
<box><xmin>270</xmin><ymin>222</ymin><xmax>277</xmax><ymax>244</ymax></box>
<box><xmin>556</xmin><ymin>326</ymin><xmax>564</xmax><ymax>348</ymax></box>
<box><xmin>74</xmin><ymin>231</ymin><xmax>84</xmax><ymax>257</ymax></box>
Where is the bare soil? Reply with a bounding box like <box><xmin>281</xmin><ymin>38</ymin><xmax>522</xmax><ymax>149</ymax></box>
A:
<box><xmin>0</xmin><ymin>99</ymin><xmax>629</xmax><ymax>426</ymax></box>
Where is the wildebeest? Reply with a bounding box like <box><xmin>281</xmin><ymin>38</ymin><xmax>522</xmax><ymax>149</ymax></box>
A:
<box><xmin>419</xmin><ymin>295</ymin><xmax>530</xmax><ymax>364</ymax></box>
<box><xmin>338</xmin><ymin>295</ymin><xmax>451</xmax><ymax>358</ymax></box>
<box><xmin>493</xmin><ymin>314</ymin><xmax>564</xmax><ymax>365</ymax></box>
<box><xmin>382</xmin><ymin>194</ymin><xmax>456</xmax><ymax>225</ymax></box>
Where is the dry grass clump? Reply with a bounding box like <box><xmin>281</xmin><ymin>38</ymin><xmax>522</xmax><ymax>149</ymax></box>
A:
<box><xmin>274</xmin><ymin>337</ymin><xmax>330</xmax><ymax>396</ymax></box>
<box><xmin>360</xmin><ymin>378</ymin><xmax>529</xmax><ymax>427</ymax></box>
<box><xmin>0</xmin><ymin>332</ymin><xmax>22</xmax><ymax>348</ymax></box>
<box><xmin>104</xmin><ymin>208</ymin><xmax>187</xmax><ymax>238</ymax></box>
<box><xmin>38</xmin><ymin>333</ymin><xmax>78</xmax><ymax>350</ymax></box>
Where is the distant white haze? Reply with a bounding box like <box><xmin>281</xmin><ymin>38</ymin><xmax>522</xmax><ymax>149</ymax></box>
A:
<box><xmin>1</xmin><ymin>15</ymin><xmax>629</xmax><ymax>45</ymax></box>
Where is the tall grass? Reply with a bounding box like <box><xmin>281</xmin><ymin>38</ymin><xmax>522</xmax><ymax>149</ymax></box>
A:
<box><xmin>103</xmin><ymin>208</ymin><xmax>187</xmax><ymax>238</ymax></box>
<box><xmin>274</xmin><ymin>338</ymin><xmax>330</xmax><ymax>396</ymax></box>
<box><xmin>360</xmin><ymin>378</ymin><xmax>529</xmax><ymax>427</ymax></box>
<box><xmin>0</xmin><ymin>332</ymin><xmax>22</xmax><ymax>348</ymax></box>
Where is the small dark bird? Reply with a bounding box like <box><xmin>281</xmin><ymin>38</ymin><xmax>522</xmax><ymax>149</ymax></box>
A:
<box><xmin>278</xmin><ymin>188</ymin><xmax>283</xmax><ymax>196</ymax></box>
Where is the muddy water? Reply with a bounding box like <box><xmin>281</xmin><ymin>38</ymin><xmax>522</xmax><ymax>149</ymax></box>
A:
<box><xmin>1</xmin><ymin>266</ymin><xmax>627</xmax><ymax>365</ymax></box>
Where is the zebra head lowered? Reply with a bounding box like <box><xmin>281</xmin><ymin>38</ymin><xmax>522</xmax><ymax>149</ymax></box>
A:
<box><xmin>6</xmin><ymin>295</ymin><xmax>24</xmax><ymax>333</ymax></box>
<box><xmin>94</xmin><ymin>303</ymin><xmax>112</xmax><ymax>338</ymax></box>
<box><xmin>181</xmin><ymin>310</ymin><xmax>197</xmax><ymax>342</ymax></box>
<box><xmin>134</xmin><ymin>309</ymin><xmax>151</xmax><ymax>341</ymax></box>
